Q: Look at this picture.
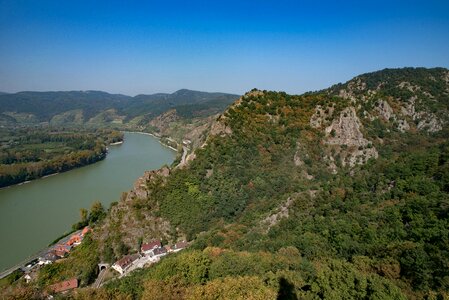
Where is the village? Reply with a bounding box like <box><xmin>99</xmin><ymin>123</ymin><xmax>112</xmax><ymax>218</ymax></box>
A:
<box><xmin>13</xmin><ymin>226</ymin><xmax>188</xmax><ymax>296</ymax></box>
<box><xmin>111</xmin><ymin>239</ymin><xmax>188</xmax><ymax>276</ymax></box>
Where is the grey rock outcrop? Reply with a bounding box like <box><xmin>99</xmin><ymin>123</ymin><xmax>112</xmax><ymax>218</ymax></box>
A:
<box><xmin>324</xmin><ymin>107</ymin><xmax>378</xmax><ymax>167</ymax></box>
<box><xmin>210</xmin><ymin>118</ymin><xmax>232</xmax><ymax>137</ymax></box>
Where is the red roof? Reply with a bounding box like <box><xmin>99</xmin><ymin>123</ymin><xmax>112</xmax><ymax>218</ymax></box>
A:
<box><xmin>49</xmin><ymin>278</ymin><xmax>78</xmax><ymax>293</ymax></box>
<box><xmin>54</xmin><ymin>249</ymin><xmax>66</xmax><ymax>258</ymax></box>
<box><xmin>141</xmin><ymin>240</ymin><xmax>161</xmax><ymax>252</ymax></box>
<box><xmin>81</xmin><ymin>226</ymin><xmax>90</xmax><ymax>236</ymax></box>
<box><xmin>114</xmin><ymin>254</ymin><xmax>140</xmax><ymax>269</ymax></box>
<box><xmin>54</xmin><ymin>244</ymin><xmax>71</xmax><ymax>253</ymax></box>
<box><xmin>66</xmin><ymin>235</ymin><xmax>82</xmax><ymax>246</ymax></box>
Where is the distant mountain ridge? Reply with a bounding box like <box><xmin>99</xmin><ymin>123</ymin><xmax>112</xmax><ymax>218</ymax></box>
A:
<box><xmin>0</xmin><ymin>89</ymin><xmax>239</xmax><ymax>125</ymax></box>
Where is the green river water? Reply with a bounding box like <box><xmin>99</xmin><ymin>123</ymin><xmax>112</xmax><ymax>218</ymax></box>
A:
<box><xmin>0</xmin><ymin>132</ymin><xmax>176</xmax><ymax>272</ymax></box>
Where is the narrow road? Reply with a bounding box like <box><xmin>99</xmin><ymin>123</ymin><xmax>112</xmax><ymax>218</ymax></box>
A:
<box><xmin>0</xmin><ymin>251</ymin><xmax>43</xmax><ymax>279</ymax></box>
<box><xmin>181</xmin><ymin>146</ymin><xmax>188</xmax><ymax>165</ymax></box>
<box><xmin>0</xmin><ymin>229</ymin><xmax>82</xmax><ymax>279</ymax></box>
<box><xmin>93</xmin><ymin>268</ymin><xmax>107</xmax><ymax>288</ymax></box>
<box><xmin>176</xmin><ymin>146</ymin><xmax>188</xmax><ymax>168</ymax></box>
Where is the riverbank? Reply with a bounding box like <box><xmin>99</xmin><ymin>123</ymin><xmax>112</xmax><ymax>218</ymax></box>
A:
<box><xmin>0</xmin><ymin>139</ymin><xmax>126</xmax><ymax>190</ymax></box>
<box><xmin>0</xmin><ymin>128</ymin><xmax>125</xmax><ymax>189</ymax></box>
<box><xmin>0</xmin><ymin>227</ymin><xmax>88</xmax><ymax>280</ymax></box>
<box><xmin>123</xmin><ymin>131</ymin><xmax>178</xmax><ymax>152</ymax></box>
<box><xmin>3</xmin><ymin>172</ymin><xmax>60</xmax><ymax>189</ymax></box>
<box><xmin>0</xmin><ymin>151</ymin><xmax>106</xmax><ymax>190</ymax></box>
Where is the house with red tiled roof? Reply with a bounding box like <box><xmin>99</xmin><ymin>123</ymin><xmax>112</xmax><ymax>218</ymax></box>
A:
<box><xmin>112</xmin><ymin>254</ymin><xmax>140</xmax><ymax>275</ymax></box>
<box><xmin>54</xmin><ymin>249</ymin><xmax>67</xmax><ymax>258</ymax></box>
<box><xmin>81</xmin><ymin>226</ymin><xmax>91</xmax><ymax>236</ymax></box>
<box><xmin>54</xmin><ymin>244</ymin><xmax>71</xmax><ymax>252</ymax></box>
<box><xmin>66</xmin><ymin>234</ymin><xmax>82</xmax><ymax>246</ymax></box>
<box><xmin>48</xmin><ymin>278</ymin><xmax>78</xmax><ymax>294</ymax></box>
<box><xmin>141</xmin><ymin>240</ymin><xmax>161</xmax><ymax>255</ymax></box>
<box><xmin>65</xmin><ymin>227</ymin><xmax>91</xmax><ymax>247</ymax></box>
<box><xmin>52</xmin><ymin>244</ymin><xmax>71</xmax><ymax>257</ymax></box>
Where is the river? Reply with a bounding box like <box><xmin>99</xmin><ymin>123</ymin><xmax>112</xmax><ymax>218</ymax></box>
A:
<box><xmin>0</xmin><ymin>132</ymin><xmax>176</xmax><ymax>272</ymax></box>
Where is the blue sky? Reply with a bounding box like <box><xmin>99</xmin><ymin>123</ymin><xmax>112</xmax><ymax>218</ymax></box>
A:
<box><xmin>1</xmin><ymin>0</ymin><xmax>448</xmax><ymax>95</ymax></box>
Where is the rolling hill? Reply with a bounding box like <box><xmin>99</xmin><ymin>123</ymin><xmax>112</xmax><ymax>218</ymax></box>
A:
<box><xmin>0</xmin><ymin>89</ymin><xmax>239</xmax><ymax>126</ymax></box>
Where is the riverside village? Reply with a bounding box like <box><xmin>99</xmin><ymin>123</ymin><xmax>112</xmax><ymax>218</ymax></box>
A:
<box><xmin>4</xmin><ymin>226</ymin><xmax>187</xmax><ymax>297</ymax></box>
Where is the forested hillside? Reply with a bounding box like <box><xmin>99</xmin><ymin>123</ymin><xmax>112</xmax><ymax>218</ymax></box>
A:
<box><xmin>0</xmin><ymin>89</ymin><xmax>239</xmax><ymax>127</ymax></box>
<box><xmin>0</xmin><ymin>128</ymin><xmax>123</xmax><ymax>187</ymax></box>
<box><xmin>2</xmin><ymin>68</ymin><xmax>449</xmax><ymax>299</ymax></box>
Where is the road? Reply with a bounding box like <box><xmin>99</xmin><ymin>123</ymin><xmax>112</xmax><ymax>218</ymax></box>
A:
<box><xmin>93</xmin><ymin>268</ymin><xmax>107</xmax><ymax>288</ymax></box>
<box><xmin>176</xmin><ymin>146</ymin><xmax>189</xmax><ymax>168</ymax></box>
<box><xmin>0</xmin><ymin>247</ymin><xmax>47</xmax><ymax>280</ymax></box>
<box><xmin>0</xmin><ymin>229</ymin><xmax>82</xmax><ymax>280</ymax></box>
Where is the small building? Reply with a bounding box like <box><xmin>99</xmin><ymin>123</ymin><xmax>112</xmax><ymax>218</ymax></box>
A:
<box><xmin>24</xmin><ymin>274</ymin><xmax>32</xmax><ymax>283</ymax></box>
<box><xmin>141</xmin><ymin>240</ymin><xmax>162</xmax><ymax>255</ymax></box>
<box><xmin>24</xmin><ymin>270</ymin><xmax>38</xmax><ymax>283</ymax></box>
<box><xmin>66</xmin><ymin>234</ymin><xmax>82</xmax><ymax>246</ymax></box>
<box><xmin>52</xmin><ymin>244</ymin><xmax>71</xmax><ymax>258</ymax></box>
<box><xmin>53</xmin><ymin>244</ymin><xmax>71</xmax><ymax>254</ymax></box>
<box><xmin>54</xmin><ymin>249</ymin><xmax>67</xmax><ymax>258</ymax></box>
<box><xmin>172</xmin><ymin>241</ymin><xmax>188</xmax><ymax>252</ymax></box>
<box><xmin>81</xmin><ymin>226</ymin><xmax>91</xmax><ymax>236</ymax></box>
<box><xmin>48</xmin><ymin>278</ymin><xmax>78</xmax><ymax>294</ymax></box>
<box><xmin>112</xmin><ymin>254</ymin><xmax>140</xmax><ymax>275</ymax></box>
<box><xmin>152</xmin><ymin>247</ymin><xmax>167</xmax><ymax>258</ymax></box>
<box><xmin>66</xmin><ymin>227</ymin><xmax>91</xmax><ymax>247</ymax></box>
<box><xmin>39</xmin><ymin>251</ymin><xmax>59</xmax><ymax>265</ymax></box>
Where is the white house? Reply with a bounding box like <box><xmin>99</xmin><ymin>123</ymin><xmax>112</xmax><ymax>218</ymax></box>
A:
<box><xmin>112</xmin><ymin>254</ymin><xmax>140</xmax><ymax>275</ymax></box>
<box><xmin>140</xmin><ymin>240</ymin><xmax>162</xmax><ymax>256</ymax></box>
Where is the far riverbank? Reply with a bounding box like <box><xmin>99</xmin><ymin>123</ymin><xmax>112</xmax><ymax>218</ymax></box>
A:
<box><xmin>0</xmin><ymin>140</ymin><xmax>123</xmax><ymax>191</ymax></box>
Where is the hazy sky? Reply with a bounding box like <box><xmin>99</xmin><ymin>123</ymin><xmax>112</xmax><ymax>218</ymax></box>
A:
<box><xmin>1</xmin><ymin>0</ymin><xmax>449</xmax><ymax>95</ymax></box>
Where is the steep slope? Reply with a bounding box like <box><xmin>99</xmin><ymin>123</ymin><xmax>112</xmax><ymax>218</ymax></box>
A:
<box><xmin>101</xmin><ymin>68</ymin><xmax>449</xmax><ymax>298</ymax></box>
<box><xmin>4</xmin><ymin>68</ymin><xmax>449</xmax><ymax>299</ymax></box>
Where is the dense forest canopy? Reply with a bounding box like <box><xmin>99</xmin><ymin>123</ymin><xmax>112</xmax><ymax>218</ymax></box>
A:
<box><xmin>0</xmin><ymin>128</ymin><xmax>123</xmax><ymax>188</ymax></box>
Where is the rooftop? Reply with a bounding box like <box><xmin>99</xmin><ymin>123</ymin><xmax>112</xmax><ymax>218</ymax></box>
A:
<box><xmin>153</xmin><ymin>247</ymin><xmax>167</xmax><ymax>255</ymax></box>
<box><xmin>114</xmin><ymin>254</ymin><xmax>140</xmax><ymax>269</ymax></box>
<box><xmin>49</xmin><ymin>278</ymin><xmax>78</xmax><ymax>293</ymax></box>
<box><xmin>173</xmin><ymin>241</ymin><xmax>188</xmax><ymax>250</ymax></box>
<box><xmin>141</xmin><ymin>240</ymin><xmax>161</xmax><ymax>252</ymax></box>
